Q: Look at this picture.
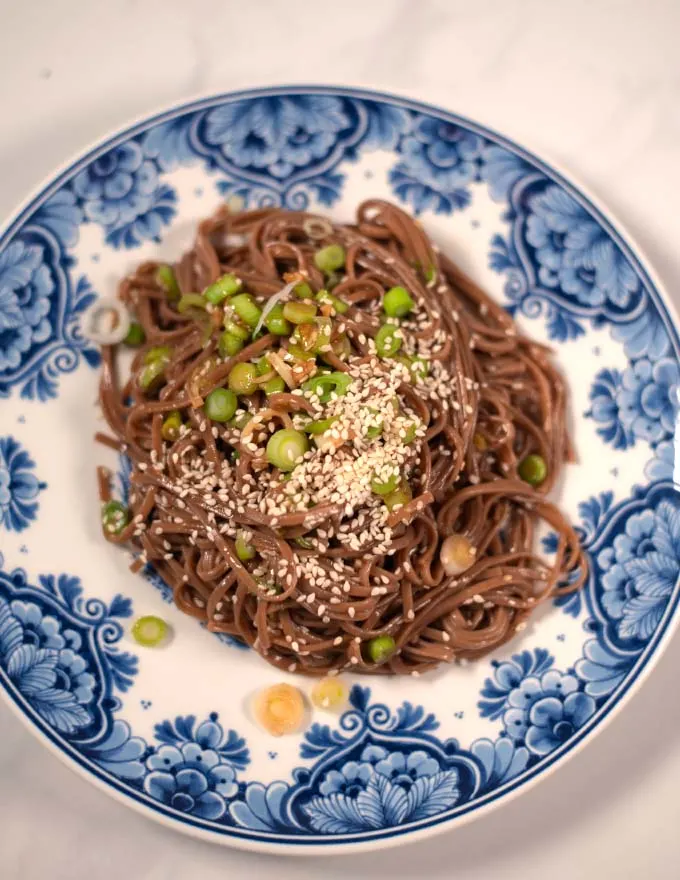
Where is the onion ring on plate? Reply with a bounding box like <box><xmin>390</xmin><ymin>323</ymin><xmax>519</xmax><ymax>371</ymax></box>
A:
<box><xmin>81</xmin><ymin>298</ymin><xmax>131</xmax><ymax>345</ymax></box>
<box><xmin>302</xmin><ymin>217</ymin><xmax>334</xmax><ymax>240</ymax></box>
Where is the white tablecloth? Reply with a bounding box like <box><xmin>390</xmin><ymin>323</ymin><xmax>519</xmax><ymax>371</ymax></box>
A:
<box><xmin>2</xmin><ymin>1</ymin><xmax>679</xmax><ymax>877</ymax></box>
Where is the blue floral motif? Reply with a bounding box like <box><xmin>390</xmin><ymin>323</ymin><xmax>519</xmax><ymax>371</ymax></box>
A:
<box><xmin>586</xmin><ymin>368</ymin><xmax>635</xmax><ymax>450</ymax></box>
<box><xmin>0</xmin><ymin>241</ymin><xmax>53</xmax><ymax>372</ymax></box>
<box><xmin>587</xmin><ymin>357</ymin><xmax>679</xmax><ymax>468</ymax></box>
<box><xmin>574</xmin><ymin>638</ymin><xmax>633</xmax><ymax>699</ymax></box>
<box><xmin>0</xmin><ymin>436</ymin><xmax>45</xmax><ymax>531</ymax></box>
<box><xmin>142</xmin><ymin>117</ymin><xmax>199</xmax><ymax>171</ymax></box>
<box><xmin>0</xmin><ymin>235</ymin><xmax>99</xmax><ymax>401</ymax></box>
<box><xmin>481</xmin><ymin>145</ymin><xmax>532</xmax><ymax>202</ymax></box>
<box><xmin>71</xmin><ymin>141</ymin><xmax>176</xmax><ymax>249</ymax></box>
<box><xmin>488</xmin><ymin>233</ymin><xmax>586</xmax><ymax>341</ymax></box>
<box><xmin>0</xmin><ymin>90</ymin><xmax>679</xmax><ymax>847</ymax></box>
<box><xmin>145</xmin><ymin>96</ymin><xmax>411</xmax><ymax>211</ymax></box>
<box><xmin>611</xmin><ymin>308</ymin><xmax>672</xmax><ymax>361</ymax></box>
<box><xmin>597</xmin><ymin>498</ymin><xmax>680</xmax><ymax>641</ymax></box>
<box><xmin>0</xmin><ymin>556</ymin><xmax>137</xmax><ymax>733</ymax></box>
<box><xmin>523</xmin><ymin>690</ymin><xmax>596</xmax><ymax>755</ymax></box>
<box><xmin>227</xmin><ymin>685</ymin><xmax>527</xmax><ymax>834</ymax></box>
<box><xmin>478</xmin><ymin>649</ymin><xmax>554</xmax><ymax>720</ymax></box>
<box><xmin>389</xmin><ymin>116</ymin><xmax>485</xmax><ymax>214</ymax></box>
<box><xmin>303</xmin><ymin>744</ymin><xmax>459</xmax><ymax>833</ymax></box>
<box><xmin>486</xmin><ymin>661</ymin><xmax>597</xmax><ymax>755</ymax></box>
<box><xmin>144</xmin><ymin>714</ymin><xmax>247</xmax><ymax>820</ymax></box>
<box><xmin>618</xmin><ymin>358</ymin><xmax>679</xmax><ymax>444</ymax></box>
<box><xmin>525</xmin><ymin>185</ymin><xmax>640</xmax><ymax>310</ymax></box>
<box><xmin>206</xmin><ymin>95</ymin><xmax>360</xmax><ymax>210</ymax></box>
<box><xmin>645</xmin><ymin>441</ymin><xmax>676</xmax><ymax>483</ymax></box>
<box><xmin>32</xmin><ymin>190</ymin><xmax>83</xmax><ymax>248</ymax></box>
<box><xmin>360</xmin><ymin>100</ymin><xmax>412</xmax><ymax>150</ymax></box>
<box><xmin>205</xmin><ymin>96</ymin><xmax>351</xmax><ymax>180</ymax></box>
<box><xmin>483</xmin><ymin>164</ymin><xmax>674</xmax><ymax>366</ymax></box>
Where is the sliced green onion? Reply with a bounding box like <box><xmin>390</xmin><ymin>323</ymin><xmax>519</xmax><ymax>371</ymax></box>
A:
<box><xmin>283</xmin><ymin>301</ymin><xmax>318</xmax><ymax>324</ymax></box>
<box><xmin>293</xmin><ymin>281</ymin><xmax>313</xmax><ymax>299</ymax></box>
<box><xmin>156</xmin><ymin>265</ymin><xmax>180</xmax><ymax>300</ymax></box>
<box><xmin>384</xmin><ymin>482</ymin><xmax>413</xmax><ymax>511</ymax></box>
<box><xmin>235</xmin><ymin>531</ymin><xmax>256</xmax><ymax>561</ymax></box>
<box><xmin>205</xmin><ymin>273</ymin><xmax>242</xmax><ymax>305</ymax></box>
<box><xmin>367</xmin><ymin>634</ymin><xmax>396</xmax><ymax>664</ymax></box>
<box><xmin>256</xmin><ymin>580</ymin><xmax>283</xmax><ymax>596</ymax></box>
<box><xmin>131</xmin><ymin>615</ymin><xmax>169</xmax><ymax>647</ymax></box>
<box><xmin>255</xmin><ymin>356</ymin><xmax>271</xmax><ymax>376</ymax></box>
<box><xmin>314</xmin><ymin>317</ymin><xmax>333</xmax><ymax>351</ymax></box>
<box><xmin>205</xmin><ymin>388</ymin><xmax>238</xmax><ymax>422</ymax></box>
<box><xmin>291</xmin><ymin>323</ymin><xmax>320</xmax><ymax>352</ymax></box>
<box><xmin>325</xmin><ymin>271</ymin><xmax>342</xmax><ymax>291</ymax></box>
<box><xmin>383</xmin><ymin>286</ymin><xmax>414</xmax><ymax>318</ymax></box>
<box><xmin>424</xmin><ymin>266</ymin><xmax>437</xmax><ymax>284</ymax></box>
<box><xmin>218</xmin><ymin>330</ymin><xmax>245</xmax><ymax>358</ymax></box>
<box><xmin>302</xmin><ymin>372</ymin><xmax>352</xmax><ymax>403</ymax></box>
<box><xmin>144</xmin><ymin>346</ymin><xmax>171</xmax><ymax>365</ymax></box>
<box><xmin>229</xmin><ymin>412</ymin><xmax>252</xmax><ymax>430</ymax></box>
<box><xmin>518</xmin><ymin>453</ymin><xmax>547</xmax><ymax>487</ymax></box>
<box><xmin>124</xmin><ymin>322</ymin><xmax>145</xmax><ymax>346</ymax></box>
<box><xmin>397</xmin><ymin>354</ymin><xmax>430</xmax><ymax>381</ymax></box>
<box><xmin>410</xmin><ymin>356</ymin><xmax>429</xmax><ymax>380</ymax></box>
<box><xmin>287</xmin><ymin>343</ymin><xmax>316</xmax><ymax>361</ymax></box>
<box><xmin>401</xmin><ymin>422</ymin><xmax>418</xmax><ymax>444</ymax></box>
<box><xmin>363</xmin><ymin>407</ymin><xmax>383</xmax><ymax>440</ymax></box>
<box><xmin>102</xmin><ymin>500</ymin><xmax>129</xmax><ymax>535</ymax></box>
<box><xmin>320</xmin><ymin>333</ymin><xmax>351</xmax><ymax>364</ymax></box>
<box><xmin>223</xmin><ymin>319</ymin><xmax>251</xmax><ymax>341</ymax></box>
<box><xmin>371</xmin><ymin>471</ymin><xmax>400</xmax><ymax>496</ymax></box>
<box><xmin>139</xmin><ymin>358</ymin><xmax>168</xmax><ymax>391</ymax></box>
<box><xmin>228</xmin><ymin>363</ymin><xmax>258</xmax><ymax>395</ymax></box>
<box><xmin>264</xmin><ymin>376</ymin><xmax>286</xmax><ymax>395</ymax></box>
<box><xmin>375</xmin><ymin>324</ymin><xmax>402</xmax><ymax>358</ymax></box>
<box><xmin>230</xmin><ymin>294</ymin><xmax>262</xmax><ymax>329</ymax></box>
<box><xmin>314</xmin><ymin>244</ymin><xmax>345</xmax><ymax>274</ymax></box>
<box><xmin>317</xmin><ymin>289</ymin><xmax>349</xmax><ymax>314</ymax></box>
<box><xmin>266</xmin><ymin>429</ymin><xmax>309</xmax><ymax>471</ymax></box>
<box><xmin>264</xmin><ymin>303</ymin><xmax>292</xmax><ymax>336</ymax></box>
<box><xmin>177</xmin><ymin>293</ymin><xmax>206</xmax><ymax>314</ymax></box>
<box><xmin>303</xmin><ymin>417</ymin><xmax>337</xmax><ymax>435</ymax></box>
<box><xmin>161</xmin><ymin>410</ymin><xmax>183</xmax><ymax>441</ymax></box>
<box><xmin>294</xmin><ymin>536</ymin><xmax>314</xmax><ymax>549</ymax></box>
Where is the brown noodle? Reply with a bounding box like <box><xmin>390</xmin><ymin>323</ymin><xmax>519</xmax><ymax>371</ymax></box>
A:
<box><xmin>97</xmin><ymin>200</ymin><xmax>586</xmax><ymax>676</ymax></box>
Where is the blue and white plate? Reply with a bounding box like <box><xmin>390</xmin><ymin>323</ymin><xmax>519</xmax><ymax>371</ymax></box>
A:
<box><xmin>1</xmin><ymin>86</ymin><xmax>678</xmax><ymax>854</ymax></box>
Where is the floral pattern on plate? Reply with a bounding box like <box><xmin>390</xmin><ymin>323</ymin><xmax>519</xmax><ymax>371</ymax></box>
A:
<box><xmin>0</xmin><ymin>87</ymin><xmax>678</xmax><ymax>850</ymax></box>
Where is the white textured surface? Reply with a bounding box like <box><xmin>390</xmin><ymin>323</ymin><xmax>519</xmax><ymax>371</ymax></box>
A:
<box><xmin>1</xmin><ymin>1</ymin><xmax>679</xmax><ymax>877</ymax></box>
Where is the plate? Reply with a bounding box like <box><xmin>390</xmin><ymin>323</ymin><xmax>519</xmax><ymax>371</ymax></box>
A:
<box><xmin>1</xmin><ymin>86</ymin><xmax>678</xmax><ymax>854</ymax></box>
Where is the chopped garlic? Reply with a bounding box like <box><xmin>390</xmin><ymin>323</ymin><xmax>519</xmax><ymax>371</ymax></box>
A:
<box><xmin>440</xmin><ymin>534</ymin><xmax>477</xmax><ymax>576</ymax></box>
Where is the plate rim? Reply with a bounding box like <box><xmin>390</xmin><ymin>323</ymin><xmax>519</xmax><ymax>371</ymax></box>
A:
<box><xmin>1</xmin><ymin>84</ymin><xmax>678</xmax><ymax>856</ymax></box>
